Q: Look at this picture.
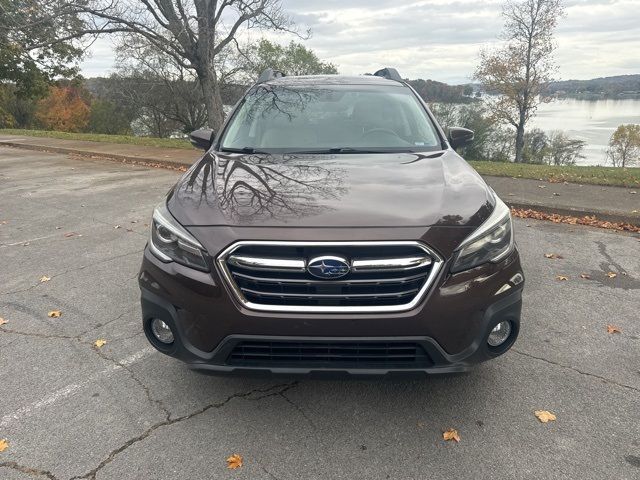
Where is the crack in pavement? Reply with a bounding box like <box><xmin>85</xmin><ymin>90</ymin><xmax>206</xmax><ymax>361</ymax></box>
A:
<box><xmin>0</xmin><ymin>249</ymin><xmax>144</xmax><ymax>297</ymax></box>
<box><xmin>280</xmin><ymin>390</ymin><xmax>317</xmax><ymax>430</ymax></box>
<box><xmin>91</xmin><ymin>346</ymin><xmax>171</xmax><ymax>421</ymax></box>
<box><xmin>511</xmin><ymin>348</ymin><xmax>639</xmax><ymax>392</ymax></box>
<box><xmin>0</xmin><ymin>307</ymin><xmax>136</xmax><ymax>344</ymax></box>
<box><xmin>260</xmin><ymin>464</ymin><xmax>281</xmax><ymax>480</ymax></box>
<box><xmin>0</xmin><ymin>461</ymin><xmax>59</xmax><ymax>480</ymax></box>
<box><xmin>68</xmin><ymin>381</ymin><xmax>299</xmax><ymax>480</ymax></box>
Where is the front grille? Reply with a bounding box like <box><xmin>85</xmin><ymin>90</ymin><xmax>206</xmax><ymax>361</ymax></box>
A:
<box><xmin>227</xmin><ymin>341</ymin><xmax>432</xmax><ymax>368</ymax></box>
<box><xmin>217</xmin><ymin>241</ymin><xmax>443</xmax><ymax>313</ymax></box>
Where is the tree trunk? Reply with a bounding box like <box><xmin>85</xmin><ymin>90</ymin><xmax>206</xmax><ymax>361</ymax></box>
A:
<box><xmin>199</xmin><ymin>66</ymin><xmax>225</xmax><ymax>132</ymax></box>
<box><xmin>515</xmin><ymin>120</ymin><xmax>525</xmax><ymax>163</ymax></box>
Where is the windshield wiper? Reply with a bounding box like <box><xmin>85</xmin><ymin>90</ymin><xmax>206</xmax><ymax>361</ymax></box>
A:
<box><xmin>219</xmin><ymin>147</ymin><xmax>271</xmax><ymax>155</ymax></box>
<box><xmin>289</xmin><ymin>147</ymin><xmax>417</xmax><ymax>154</ymax></box>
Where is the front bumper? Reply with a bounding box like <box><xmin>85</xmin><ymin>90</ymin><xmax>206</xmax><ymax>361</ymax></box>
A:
<box><xmin>139</xmin><ymin>243</ymin><xmax>524</xmax><ymax>376</ymax></box>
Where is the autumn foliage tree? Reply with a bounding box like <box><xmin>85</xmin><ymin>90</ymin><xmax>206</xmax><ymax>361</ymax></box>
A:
<box><xmin>36</xmin><ymin>85</ymin><xmax>90</xmax><ymax>132</ymax></box>
<box><xmin>607</xmin><ymin>124</ymin><xmax>640</xmax><ymax>168</ymax></box>
<box><xmin>474</xmin><ymin>0</ymin><xmax>564</xmax><ymax>163</ymax></box>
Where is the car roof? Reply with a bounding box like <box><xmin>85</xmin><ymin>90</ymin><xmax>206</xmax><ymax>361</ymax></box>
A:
<box><xmin>261</xmin><ymin>75</ymin><xmax>405</xmax><ymax>87</ymax></box>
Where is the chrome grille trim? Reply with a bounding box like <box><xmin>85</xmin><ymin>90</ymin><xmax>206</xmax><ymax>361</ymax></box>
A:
<box><xmin>231</xmin><ymin>270</ymin><xmax>429</xmax><ymax>285</ymax></box>
<box><xmin>239</xmin><ymin>287</ymin><xmax>421</xmax><ymax>299</ymax></box>
<box><xmin>216</xmin><ymin>241</ymin><xmax>444</xmax><ymax>313</ymax></box>
<box><xmin>352</xmin><ymin>256</ymin><xmax>432</xmax><ymax>272</ymax></box>
<box><xmin>227</xmin><ymin>255</ymin><xmax>306</xmax><ymax>272</ymax></box>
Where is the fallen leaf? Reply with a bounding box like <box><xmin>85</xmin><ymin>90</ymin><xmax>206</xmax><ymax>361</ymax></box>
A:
<box><xmin>606</xmin><ymin>272</ymin><xmax>617</xmax><ymax>279</ymax></box>
<box><xmin>552</xmin><ymin>192</ymin><xmax>560</xmax><ymax>196</ymax></box>
<box><xmin>64</xmin><ymin>232</ymin><xmax>77</xmax><ymax>238</ymax></box>
<box><xmin>94</xmin><ymin>339</ymin><xmax>107</xmax><ymax>348</ymax></box>
<box><xmin>555</xmin><ymin>275</ymin><xmax>568</xmax><ymax>281</ymax></box>
<box><xmin>537</xmin><ymin>185</ymin><xmax>546</xmax><ymax>189</ymax></box>
<box><xmin>48</xmin><ymin>310</ymin><xmax>62</xmax><ymax>318</ymax></box>
<box><xmin>544</xmin><ymin>253</ymin><xmax>563</xmax><ymax>259</ymax></box>
<box><xmin>0</xmin><ymin>439</ymin><xmax>8</xmax><ymax>452</ymax></box>
<box><xmin>580</xmin><ymin>273</ymin><xmax>591</xmax><ymax>279</ymax></box>
<box><xmin>606</xmin><ymin>325</ymin><xmax>622</xmax><ymax>334</ymax></box>
<box><xmin>0</xmin><ymin>317</ymin><xmax>7</xmax><ymax>326</ymax></box>
<box><xmin>114</xmin><ymin>225</ymin><xmax>121</xmax><ymax>229</ymax></box>
<box><xmin>443</xmin><ymin>429</ymin><xmax>460</xmax><ymax>442</ymax></box>
<box><xmin>226</xmin><ymin>454</ymin><xmax>243</xmax><ymax>469</ymax></box>
<box><xmin>534</xmin><ymin>410</ymin><xmax>556</xmax><ymax>423</ymax></box>
<box><xmin>0</xmin><ymin>220</ymin><xmax>7</xmax><ymax>225</ymax></box>
<box><xmin>39</xmin><ymin>275</ymin><xmax>51</xmax><ymax>283</ymax></box>
<box><xmin>632</xmin><ymin>210</ymin><xmax>639</xmax><ymax>214</ymax></box>
<box><xmin>630</xmin><ymin>191</ymin><xmax>637</xmax><ymax>194</ymax></box>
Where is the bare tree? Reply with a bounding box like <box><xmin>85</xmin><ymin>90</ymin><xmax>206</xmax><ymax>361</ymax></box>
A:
<box><xmin>22</xmin><ymin>1</ymin><xmax>304</xmax><ymax>131</ymax></box>
<box><xmin>474</xmin><ymin>0</ymin><xmax>564</xmax><ymax>162</ymax></box>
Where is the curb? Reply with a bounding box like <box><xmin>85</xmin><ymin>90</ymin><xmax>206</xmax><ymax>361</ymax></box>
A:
<box><xmin>2</xmin><ymin>140</ymin><xmax>638</xmax><ymax>227</ymax></box>
<box><xmin>0</xmin><ymin>140</ymin><xmax>193</xmax><ymax>171</ymax></box>
<box><xmin>505</xmin><ymin>202</ymin><xmax>639</xmax><ymax>227</ymax></box>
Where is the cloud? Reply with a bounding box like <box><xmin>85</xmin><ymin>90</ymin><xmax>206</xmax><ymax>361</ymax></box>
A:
<box><xmin>79</xmin><ymin>0</ymin><xmax>640</xmax><ymax>83</ymax></box>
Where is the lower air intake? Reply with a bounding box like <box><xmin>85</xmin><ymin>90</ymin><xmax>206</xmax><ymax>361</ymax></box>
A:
<box><xmin>226</xmin><ymin>341</ymin><xmax>432</xmax><ymax>368</ymax></box>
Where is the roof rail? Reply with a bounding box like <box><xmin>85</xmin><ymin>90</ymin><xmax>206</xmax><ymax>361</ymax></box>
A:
<box><xmin>373</xmin><ymin>67</ymin><xmax>403</xmax><ymax>82</ymax></box>
<box><xmin>257</xmin><ymin>68</ymin><xmax>286</xmax><ymax>83</ymax></box>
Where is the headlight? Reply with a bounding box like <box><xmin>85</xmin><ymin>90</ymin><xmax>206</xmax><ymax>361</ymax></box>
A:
<box><xmin>149</xmin><ymin>202</ymin><xmax>209</xmax><ymax>271</ymax></box>
<box><xmin>451</xmin><ymin>196</ymin><xmax>514</xmax><ymax>273</ymax></box>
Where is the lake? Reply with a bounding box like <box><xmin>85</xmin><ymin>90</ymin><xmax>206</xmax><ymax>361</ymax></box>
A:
<box><xmin>531</xmin><ymin>98</ymin><xmax>640</xmax><ymax>166</ymax></box>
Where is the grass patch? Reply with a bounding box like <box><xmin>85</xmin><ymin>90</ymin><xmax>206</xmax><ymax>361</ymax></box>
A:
<box><xmin>468</xmin><ymin>160</ymin><xmax>640</xmax><ymax>188</ymax></box>
<box><xmin>0</xmin><ymin>129</ymin><xmax>193</xmax><ymax>150</ymax></box>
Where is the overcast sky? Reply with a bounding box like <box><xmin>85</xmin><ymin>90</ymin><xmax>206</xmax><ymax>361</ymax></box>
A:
<box><xmin>80</xmin><ymin>0</ymin><xmax>640</xmax><ymax>84</ymax></box>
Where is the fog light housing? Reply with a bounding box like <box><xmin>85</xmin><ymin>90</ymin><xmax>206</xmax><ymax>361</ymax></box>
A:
<box><xmin>150</xmin><ymin>318</ymin><xmax>174</xmax><ymax>344</ymax></box>
<box><xmin>487</xmin><ymin>321</ymin><xmax>512</xmax><ymax>347</ymax></box>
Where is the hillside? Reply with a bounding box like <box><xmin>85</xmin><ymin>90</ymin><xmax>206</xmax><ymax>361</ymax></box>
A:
<box><xmin>546</xmin><ymin>74</ymin><xmax>640</xmax><ymax>97</ymax></box>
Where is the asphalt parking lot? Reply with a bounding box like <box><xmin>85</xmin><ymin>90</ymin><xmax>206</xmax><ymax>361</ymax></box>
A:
<box><xmin>1</xmin><ymin>146</ymin><xmax>639</xmax><ymax>480</ymax></box>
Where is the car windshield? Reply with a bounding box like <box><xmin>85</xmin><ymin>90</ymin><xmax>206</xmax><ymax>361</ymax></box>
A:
<box><xmin>219</xmin><ymin>84</ymin><xmax>442</xmax><ymax>153</ymax></box>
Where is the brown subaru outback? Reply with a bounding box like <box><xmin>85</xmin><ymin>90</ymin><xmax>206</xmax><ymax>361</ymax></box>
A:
<box><xmin>139</xmin><ymin>67</ymin><xmax>524</xmax><ymax>376</ymax></box>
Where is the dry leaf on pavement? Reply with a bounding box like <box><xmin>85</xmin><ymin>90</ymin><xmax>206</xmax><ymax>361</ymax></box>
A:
<box><xmin>0</xmin><ymin>439</ymin><xmax>8</xmax><ymax>452</ymax></box>
<box><xmin>94</xmin><ymin>339</ymin><xmax>107</xmax><ymax>348</ymax></box>
<box><xmin>544</xmin><ymin>253</ymin><xmax>563</xmax><ymax>259</ymax></box>
<box><xmin>534</xmin><ymin>410</ymin><xmax>556</xmax><ymax>423</ymax></box>
<box><xmin>226</xmin><ymin>454</ymin><xmax>243</xmax><ymax>469</ymax></box>
<box><xmin>0</xmin><ymin>317</ymin><xmax>7</xmax><ymax>326</ymax></box>
<box><xmin>555</xmin><ymin>275</ymin><xmax>568</xmax><ymax>281</ymax></box>
<box><xmin>443</xmin><ymin>429</ymin><xmax>460</xmax><ymax>442</ymax></box>
<box><xmin>580</xmin><ymin>273</ymin><xmax>591</xmax><ymax>279</ymax></box>
<box><xmin>606</xmin><ymin>325</ymin><xmax>622</xmax><ymax>334</ymax></box>
<box><xmin>511</xmin><ymin>208</ymin><xmax>640</xmax><ymax>234</ymax></box>
<box><xmin>606</xmin><ymin>272</ymin><xmax>617</xmax><ymax>278</ymax></box>
<box><xmin>48</xmin><ymin>310</ymin><xmax>62</xmax><ymax>318</ymax></box>
<box><xmin>39</xmin><ymin>275</ymin><xmax>51</xmax><ymax>283</ymax></box>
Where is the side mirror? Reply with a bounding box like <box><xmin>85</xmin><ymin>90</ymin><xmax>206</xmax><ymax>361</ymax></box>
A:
<box><xmin>189</xmin><ymin>128</ymin><xmax>215</xmax><ymax>150</ymax></box>
<box><xmin>449</xmin><ymin>127</ymin><xmax>474</xmax><ymax>150</ymax></box>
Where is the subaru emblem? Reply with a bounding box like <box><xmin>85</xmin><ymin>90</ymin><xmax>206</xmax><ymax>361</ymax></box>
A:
<box><xmin>307</xmin><ymin>256</ymin><xmax>350</xmax><ymax>280</ymax></box>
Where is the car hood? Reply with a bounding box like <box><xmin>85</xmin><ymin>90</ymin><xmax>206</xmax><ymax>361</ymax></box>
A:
<box><xmin>167</xmin><ymin>150</ymin><xmax>494</xmax><ymax>228</ymax></box>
